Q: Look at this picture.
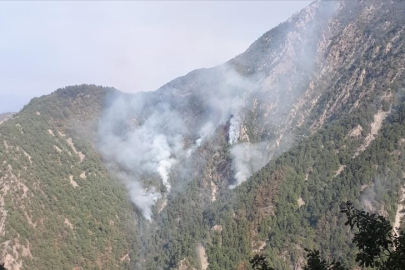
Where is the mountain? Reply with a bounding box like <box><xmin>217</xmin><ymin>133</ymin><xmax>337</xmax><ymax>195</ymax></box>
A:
<box><xmin>0</xmin><ymin>113</ymin><xmax>13</xmax><ymax>125</ymax></box>
<box><xmin>0</xmin><ymin>87</ymin><xmax>138</xmax><ymax>269</ymax></box>
<box><xmin>1</xmin><ymin>0</ymin><xmax>405</xmax><ymax>269</ymax></box>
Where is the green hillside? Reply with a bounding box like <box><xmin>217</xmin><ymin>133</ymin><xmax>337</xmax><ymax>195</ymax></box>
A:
<box><xmin>0</xmin><ymin>86</ymin><xmax>137</xmax><ymax>269</ymax></box>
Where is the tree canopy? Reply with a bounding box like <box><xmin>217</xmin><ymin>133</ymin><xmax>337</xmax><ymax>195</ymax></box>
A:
<box><xmin>251</xmin><ymin>201</ymin><xmax>405</xmax><ymax>270</ymax></box>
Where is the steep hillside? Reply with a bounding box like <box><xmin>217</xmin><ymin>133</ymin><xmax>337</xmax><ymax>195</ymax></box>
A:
<box><xmin>118</xmin><ymin>0</ymin><xmax>405</xmax><ymax>269</ymax></box>
<box><xmin>0</xmin><ymin>86</ymin><xmax>138</xmax><ymax>270</ymax></box>
<box><xmin>2</xmin><ymin>0</ymin><xmax>405</xmax><ymax>269</ymax></box>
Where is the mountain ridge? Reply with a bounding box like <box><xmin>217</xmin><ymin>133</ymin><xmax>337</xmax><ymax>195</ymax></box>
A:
<box><xmin>0</xmin><ymin>113</ymin><xmax>13</xmax><ymax>126</ymax></box>
<box><xmin>1</xmin><ymin>0</ymin><xmax>405</xmax><ymax>269</ymax></box>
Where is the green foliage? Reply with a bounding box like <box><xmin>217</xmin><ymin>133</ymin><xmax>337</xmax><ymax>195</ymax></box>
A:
<box><xmin>0</xmin><ymin>85</ymin><xmax>137</xmax><ymax>270</ymax></box>
<box><xmin>250</xmin><ymin>254</ymin><xmax>275</xmax><ymax>270</ymax></box>
<box><xmin>254</xmin><ymin>202</ymin><xmax>404</xmax><ymax>270</ymax></box>
<box><xmin>341</xmin><ymin>202</ymin><xmax>405</xmax><ymax>270</ymax></box>
<box><xmin>303</xmin><ymin>250</ymin><xmax>346</xmax><ymax>270</ymax></box>
<box><xmin>342</xmin><ymin>202</ymin><xmax>393</xmax><ymax>268</ymax></box>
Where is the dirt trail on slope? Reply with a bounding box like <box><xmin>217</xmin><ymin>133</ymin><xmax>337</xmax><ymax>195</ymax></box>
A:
<box><xmin>393</xmin><ymin>186</ymin><xmax>405</xmax><ymax>235</ymax></box>
<box><xmin>354</xmin><ymin>110</ymin><xmax>389</xmax><ymax>158</ymax></box>
<box><xmin>196</xmin><ymin>244</ymin><xmax>208</xmax><ymax>270</ymax></box>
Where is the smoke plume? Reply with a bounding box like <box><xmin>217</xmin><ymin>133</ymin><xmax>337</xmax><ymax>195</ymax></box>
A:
<box><xmin>97</xmin><ymin>93</ymin><xmax>191</xmax><ymax>220</ymax></box>
<box><xmin>228</xmin><ymin>115</ymin><xmax>241</xmax><ymax>145</ymax></box>
<box><xmin>96</xmin><ymin>0</ymin><xmax>338</xmax><ymax>219</ymax></box>
<box><xmin>229</xmin><ymin>142</ymin><xmax>269</xmax><ymax>188</ymax></box>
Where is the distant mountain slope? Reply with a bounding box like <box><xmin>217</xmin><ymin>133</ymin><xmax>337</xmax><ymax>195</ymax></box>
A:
<box><xmin>1</xmin><ymin>0</ymin><xmax>405</xmax><ymax>269</ymax></box>
<box><xmin>0</xmin><ymin>113</ymin><xmax>13</xmax><ymax>125</ymax></box>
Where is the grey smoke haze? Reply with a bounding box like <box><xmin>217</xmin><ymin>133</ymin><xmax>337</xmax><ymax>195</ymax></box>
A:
<box><xmin>361</xmin><ymin>176</ymin><xmax>390</xmax><ymax>215</ymax></box>
<box><xmin>97</xmin><ymin>60</ymin><xmax>294</xmax><ymax>218</ymax></box>
<box><xmin>97</xmin><ymin>0</ymin><xmax>341</xmax><ymax>220</ymax></box>
<box><xmin>229</xmin><ymin>142</ymin><xmax>269</xmax><ymax>189</ymax></box>
<box><xmin>98</xmin><ymin>94</ymin><xmax>189</xmax><ymax>220</ymax></box>
<box><xmin>118</xmin><ymin>171</ymin><xmax>160</xmax><ymax>221</ymax></box>
<box><xmin>97</xmin><ymin>65</ymin><xmax>264</xmax><ymax>219</ymax></box>
<box><xmin>228</xmin><ymin>115</ymin><xmax>242</xmax><ymax>145</ymax></box>
<box><xmin>0</xmin><ymin>1</ymin><xmax>310</xmax><ymax>113</ymax></box>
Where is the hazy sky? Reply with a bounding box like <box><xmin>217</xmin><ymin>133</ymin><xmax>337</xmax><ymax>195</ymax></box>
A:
<box><xmin>0</xmin><ymin>1</ymin><xmax>311</xmax><ymax>113</ymax></box>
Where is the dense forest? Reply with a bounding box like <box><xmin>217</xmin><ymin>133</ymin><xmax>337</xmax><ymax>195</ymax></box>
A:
<box><xmin>250</xmin><ymin>202</ymin><xmax>405</xmax><ymax>270</ymax></box>
<box><xmin>0</xmin><ymin>86</ymin><xmax>138</xmax><ymax>269</ymax></box>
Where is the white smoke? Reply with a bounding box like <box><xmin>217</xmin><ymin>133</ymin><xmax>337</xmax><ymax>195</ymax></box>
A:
<box><xmin>97</xmin><ymin>62</ymin><xmax>295</xmax><ymax>219</ymax></box>
<box><xmin>98</xmin><ymin>94</ymin><xmax>188</xmax><ymax>220</ymax></box>
<box><xmin>361</xmin><ymin>178</ymin><xmax>387</xmax><ymax>215</ymax></box>
<box><xmin>199</xmin><ymin>122</ymin><xmax>215</xmax><ymax>143</ymax></box>
<box><xmin>186</xmin><ymin>122</ymin><xmax>216</xmax><ymax>157</ymax></box>
<box><xmin>121</xmin><ymin>172</ymin><xmax>161</xmax><ymax>221</ymax></box>
<box><xmin>228</xmin><ymin>115</ymin><xmax>241</xmax><ymax>145</ymax></box>
<box><xmin>97</xmin><ymin>59</ymin><xmax>317</xmax><ymax>219</ymax></box>
<box><xmin>229</xmin><ymin>142</ymin><xmax>269</xmax><ymax>189</ymax></box>
<box><xmin>152</xmin><ymin>134</ymin><xmax>182</xmax><ymax>192</ymax></box>
<box><xmin>94</xmin><ymin>0</ymin><xmax>342</xmax><ymax>228</ymax></box>
<box><xmin>97</xmin><ymin>66</ymin><xmax>268</xmax><ymax>220</ymax></box>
